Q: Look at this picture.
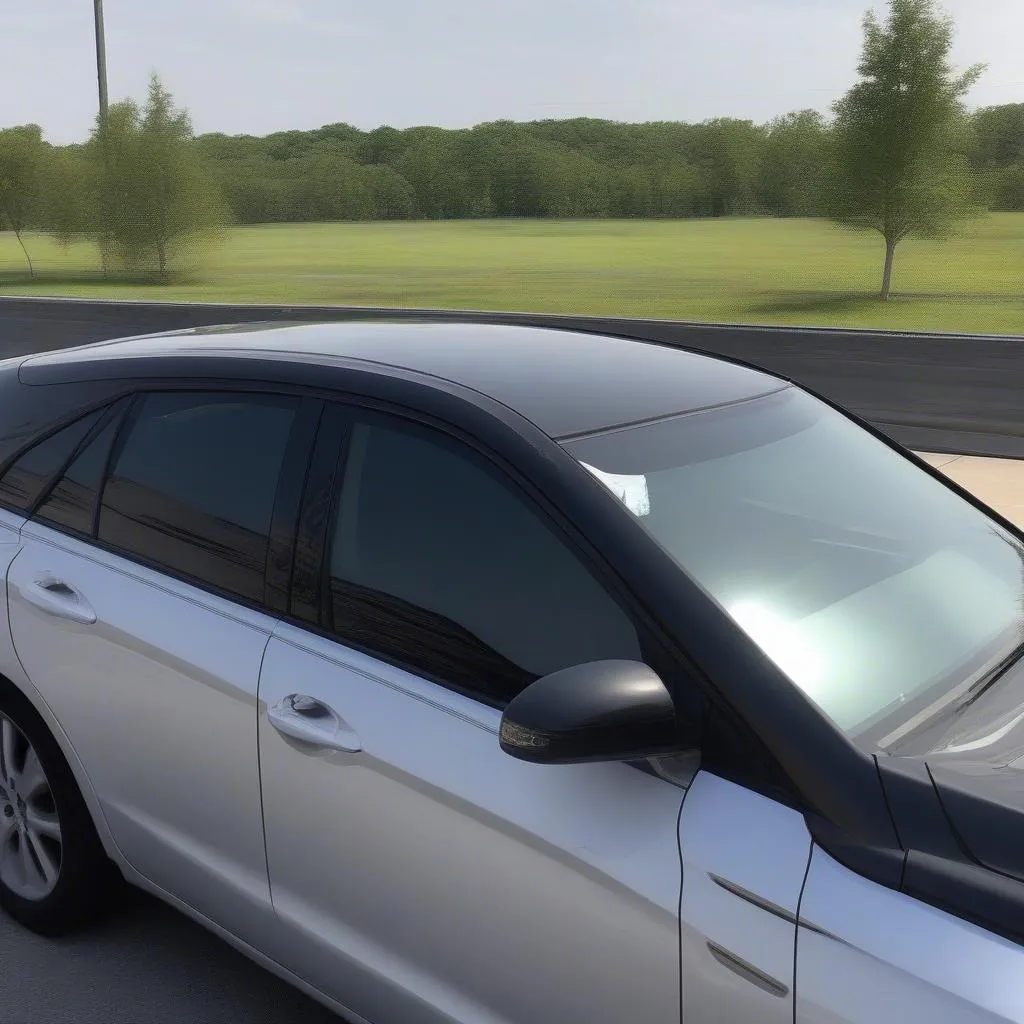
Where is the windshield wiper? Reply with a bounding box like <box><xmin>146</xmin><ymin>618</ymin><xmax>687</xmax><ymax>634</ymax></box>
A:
<box><xmin>877</xmin><ymin>636</ymin><xmax>1024</xmax><ymax>751</ymax></box>
<box><xmin>952</xmin><ymin>638</ymin><xmax>1024</xmax><ymax>716</ymax></box>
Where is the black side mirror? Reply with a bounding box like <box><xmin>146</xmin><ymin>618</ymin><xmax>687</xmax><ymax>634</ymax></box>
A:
<box><xmin>499</xmin><ymin>660</ymin><xmax>685</xmax><ymax>765</ymax></box>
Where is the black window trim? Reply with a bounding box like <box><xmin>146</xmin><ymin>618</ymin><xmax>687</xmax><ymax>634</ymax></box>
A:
<box><xmin>0</xmin><ymin>387</ymin><xmax>143</xmax><ymax>473</ymax></box>
<box><xmin>265</xmin><ymin>397</ymin><xmax>324</xmax><ymax>614</ymax></box>
<box><xmin>0</xmin><ymin>396</ymin><xmax>129</xmax><ymax>518</ymax></box>
<box><xmin>26</xmin><ymin>379</ymin><xmax>322</xmax><ymax>622</ymax></box>
<box><xmin>93</xmin><ymin>394</ymin><xmax>139</xmax><ymax>538</ymax></box>
<box><xmin>289</xmin><ymin>402</ymin><xmax>350</xmax><ymax>627</ymax></box>
<box><xmin>289</xmin><ymin>396</ymin><xmax>674</xmax><ymax>713</ymax></box>
<box><xmin>0</xmin><ymin>403</ymin><xmax>103</xmax><ymax>483</ymax></box>
<box><xmin>29</xmin><ymin>396</ymin><xmax>134</xmax><ymax>538</ymax></box>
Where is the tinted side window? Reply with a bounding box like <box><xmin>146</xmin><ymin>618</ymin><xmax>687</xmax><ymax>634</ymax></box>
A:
<box><xmin>99</xmin><ymin>393</ymin><xmax>298</xmax><ymax>603</ymax></box>
<box><xmin>326</xmin><ymin>417</ymin><xmax>642</xmax><ymax>705</ymax></box>
<box><xmin>35</xmin><ymin>402</ymin><xmax>128</xmax><ymax>536</ymax></box>
<box><xmin>0</xmin><ymin>410</ymin><xmax>104</xmax><ymax>514</ymax></box>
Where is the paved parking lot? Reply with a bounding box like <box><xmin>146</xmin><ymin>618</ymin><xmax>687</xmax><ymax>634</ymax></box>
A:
<box><xmin>0</xmin><ymin>888</ymin><xmax>341</xmax><ymax>1024</ymax></box>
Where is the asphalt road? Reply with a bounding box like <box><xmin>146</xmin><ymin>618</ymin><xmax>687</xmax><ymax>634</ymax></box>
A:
<box><xmin>1</xmin><ymin>295</ymin><xmax>1023</xmax><ymax>458</ymax></box>
<box><xmin>0</xmin><ymin>887</ymin><xmax>342</xmax><ymax>1023</ymax></box>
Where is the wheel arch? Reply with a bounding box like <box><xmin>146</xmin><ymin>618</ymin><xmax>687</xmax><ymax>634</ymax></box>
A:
<box><xmin>0</xmin><ymin>667</ymin><xmax>126</xmax><ymax>868</ymax></box>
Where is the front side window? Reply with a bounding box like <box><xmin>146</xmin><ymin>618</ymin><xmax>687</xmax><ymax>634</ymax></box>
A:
<box><xmin>565</xmin><ymin>387</ymin><xmax>1024</xmax><ymax>743</ymax></box>
<box><xmin>99</xmin><ymin>392</ymin><xmax>298</xmax><ymax>603</ymax></box>
<box><xmin>325</xmin><ymin>414</ymin><xmax>642</xmax><ymax>705</ymax></box>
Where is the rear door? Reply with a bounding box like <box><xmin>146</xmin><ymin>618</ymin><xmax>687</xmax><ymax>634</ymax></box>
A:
<box><xmin>1</xmin><ymin>404</ymin><xmax>111</xmax><ymax>694</ymax></box>
<box><xmin>257</xmin><ymin>405</ymin><xmax>688</xmax><ymax>1024</ymax></box>
<box><xmin>5</xmin><ymin>388</ymin><xmax>316</xmax><ymax>944</ymax></box>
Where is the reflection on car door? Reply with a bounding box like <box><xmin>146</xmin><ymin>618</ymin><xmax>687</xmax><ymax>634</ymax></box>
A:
<box><xmin>6</xmin><ymin>390</ymin><xmax>306</xmax><ymax>943</ymax></box>
<box><xmin>257</xmin><ymin>409</ymin><xmax>685</xmax><ymax>1024</ymax></box>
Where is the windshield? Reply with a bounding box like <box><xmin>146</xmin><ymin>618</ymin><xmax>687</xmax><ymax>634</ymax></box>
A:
<box><xmin>564</xmin><ymin>387</ymin><xmax>1024</xmax><ymax>741</ymax></box>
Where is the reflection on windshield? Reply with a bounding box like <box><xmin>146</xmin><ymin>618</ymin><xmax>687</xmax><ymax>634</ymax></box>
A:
<box><xmin>565</xmin><ymin>389</ymin><xmax>1024</xmax><ymax>739</ymax></box>
<box><xmin>727</xmin><ymin>599</ymin><xmax>826</xmax><ymax>695</ymax></box>
<box><xmin>581</xmin><ymin>462</ymin><xmax>651</xmax><ymax>517</ymax></box>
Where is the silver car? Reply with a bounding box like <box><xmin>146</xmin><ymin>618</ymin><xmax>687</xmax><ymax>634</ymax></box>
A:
<box><xmin>1</xmin><ymin>322</ymin><xmax>1023</xmax><ymax>1024</ymax></box>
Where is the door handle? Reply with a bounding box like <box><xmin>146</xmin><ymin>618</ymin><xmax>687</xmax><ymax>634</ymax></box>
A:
<box><xmin>267</xmin><ymin>694</ymin><xmax>361</xmax><ymax>752</ymax></box>
<box><xmin>22</xmin><ymin>575</ymin><xmax>97</xmax><ymax>625</ymax></box>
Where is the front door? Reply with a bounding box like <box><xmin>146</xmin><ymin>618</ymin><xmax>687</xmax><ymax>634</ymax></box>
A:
<box><xmin>258</xmin><ymin>408</ymin><xmax>686</xmax><ymax>1024</ymax></box>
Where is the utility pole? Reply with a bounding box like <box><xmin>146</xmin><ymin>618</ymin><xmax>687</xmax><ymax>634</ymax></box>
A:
<box><xmin>94</xmin><ymin>0</ymin><xmax>109</xmax><ymax>124</ymax></box>
<box><xmin>94</xmin><ymin>0</ymin><xmax>110</xmax><ymax>278</ymax></box>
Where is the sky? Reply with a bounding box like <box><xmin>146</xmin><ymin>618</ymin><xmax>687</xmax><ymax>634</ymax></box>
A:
<box><xmin>5</xmin><ymin>0</ymin><xmax>1023</xmax><ymax>144</ymax></box>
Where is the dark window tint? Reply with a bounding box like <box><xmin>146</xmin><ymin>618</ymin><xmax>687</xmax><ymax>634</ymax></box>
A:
<box><xmin>99</xmin><ymin>393</ymin><xmax>298</xmax><ymax>603</ymax></box>
<box><xmin>35</xmin><ymin>404</ymin><xmax>127</xmax><ymax>536</ymax></box>
<box><xmin>327</xmin><ymin>418</ymin><xmax>642</xmax><ymax>705</ymax></box>
<box><xmin>0</xmin><ymin>411</ymin><xmax>103</xmax><ymax>514</ymax></box>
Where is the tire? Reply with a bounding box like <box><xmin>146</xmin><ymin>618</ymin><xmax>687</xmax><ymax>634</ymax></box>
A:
<box><xmin>0</xmin><ymin>678</ymin><xmax>123</xmax><ymax>936</ymax></box>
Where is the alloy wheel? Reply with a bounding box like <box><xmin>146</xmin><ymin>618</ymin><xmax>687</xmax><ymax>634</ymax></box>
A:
<box><xmin>0</xmin><ymin>712</ymin><xmax>63</xmax><ymax>901</ymax></box>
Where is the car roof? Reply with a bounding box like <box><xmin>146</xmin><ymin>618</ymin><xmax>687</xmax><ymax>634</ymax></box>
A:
<box><xmin>21</xmin><ymin>320</ymin><xmax>786</xmax><ymax>439</ymax></box>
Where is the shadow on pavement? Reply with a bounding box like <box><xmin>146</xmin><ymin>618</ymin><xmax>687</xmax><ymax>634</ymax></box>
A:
<box><xmin>0</xmin><ymin>887</ymin><xmax>344</xmax><ymax>1023</ymax></box>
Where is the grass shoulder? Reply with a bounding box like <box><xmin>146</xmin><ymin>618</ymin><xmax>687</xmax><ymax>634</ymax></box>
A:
<box><xmin>0</xmin><ymin>216</ymin><xmax>1021</xmax><ymax>335</ymax></box>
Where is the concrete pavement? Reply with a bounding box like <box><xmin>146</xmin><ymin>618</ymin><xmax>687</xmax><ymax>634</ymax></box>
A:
<box><xmin>919</xmin><ymin>452</ymin><xmax>1024</xmax><ymax>529</ymax></box>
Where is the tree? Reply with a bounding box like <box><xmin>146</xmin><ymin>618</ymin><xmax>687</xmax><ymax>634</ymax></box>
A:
<box><xmin>690</xmin><ymin>119</ymin><xmax>765</xmax><ymax>217</ymax></box>
<box><xmin>355</xmin><ymin>125</ymin><xmax>406</xmax><ymax>167</ymax></box>
<box><xmin>397</xmin><ymin>134</ymin><xmax>468</xmax><ymax>218</ymax></box>
<box><xmin>85</xmin><ymin>98</ymin><xmax>146</xmax><ymax>270</ymax></box>
<box><xmin>651</xmin><ymin>159</ymin><xmax>702</xmax><ymax>217</ymax></box>
<box><xmin>0</xmin><ymin>125</ymin><xmax>47</xmax><ymax>276</ymax></box>
<box><xmin>136</xmin><ymin>75</ymin><xmax>226</xmax><ymax>276</ymax></box>
<box><xmin>363</xmin><ymin>165</ymin><xmax>417</xmax><ymax>220</ymax></box>
<box><xmin>828</xmin><ymin>0</ymin><xmax>984</xmax><ymax>299</ymax></box>
<box><xmin>292</xmin><ymin>153</ymin><xmax>374</xmax><ymax>221</ymax></box>
<box><xmin>607</xmin><ymin>166</ymin><xmax>654</xmax><ymax>217</ymax></box>
<box><xmin>43</xmin><ymin>146</ymin><xmax>90</xmax><ymax>246</ymax></box>
<box><xmin>82</xmin><ymin>75</ymin><xmax>226</xmax><ymax>276</ymax></box>
<box><xmin>759</xmin><ymin>110</ymin><xmax>829</xmax><ymax>217</ymax></box>
<box><xmin>971</xmin><ymin>104</ymin><xmax>1024</xmax><ymax>211</ymax></box>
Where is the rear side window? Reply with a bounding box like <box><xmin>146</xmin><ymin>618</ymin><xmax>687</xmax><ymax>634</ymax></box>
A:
<box><xmin>98</xmin><ymin>392</ymin><xmax>299</xmax><ymax>603</ymax></box>
<box><xmin>35</xmin><ymin>402</ymin><xmax>128</xmax><ymax>536</ymax></box>
<box><xmin>325</xmin><ymin>415</ymin><xmax>642</xmax><ymax>706</ymax></box>
<box><xmin>0</xmin><ymin>410</ymin><xmax>104</xmax><ymax>515</ymax></box>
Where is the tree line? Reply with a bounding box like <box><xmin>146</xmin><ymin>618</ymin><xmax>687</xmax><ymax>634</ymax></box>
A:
<box><xmin>199</xmin><ymin>100</ymin><xmax>1021</xmax><ymax>227</ymax></box>
<box><xmin>0</xmin><ymin>0</ymin><xmax>1020</xmax><ymax>294</ymax></box>
<box><xmin>8</xmin><ymin>102</ymin><xmax>1018</xmax><ymax>240</ymax></box>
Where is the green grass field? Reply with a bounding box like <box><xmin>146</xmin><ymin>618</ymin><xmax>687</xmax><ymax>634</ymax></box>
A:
<box><xmin>1</xmin><ymin>215</ymin><xmax>1022</xmax><ymax>334</ymax></box>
